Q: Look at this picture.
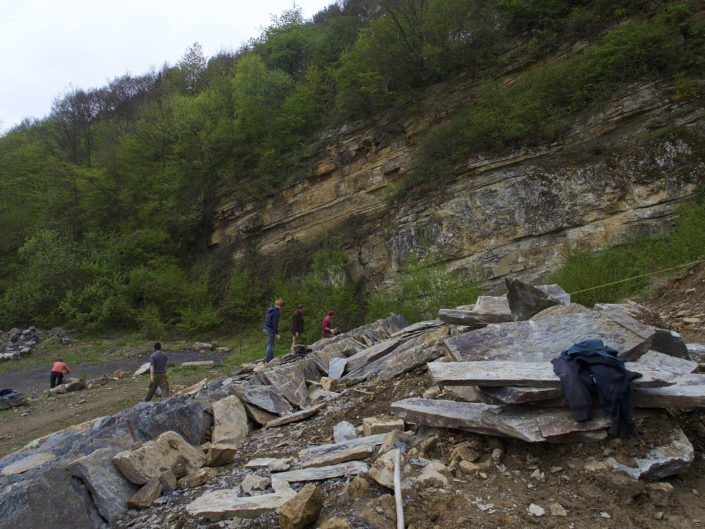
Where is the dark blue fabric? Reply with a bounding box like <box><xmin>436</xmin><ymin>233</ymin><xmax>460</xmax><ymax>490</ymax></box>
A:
<box><xmin>263</xmin><ymin>305</ymin><xmax>280</xmax><ymax>334</ymax></box>
<box><xmin>552</xmin><ymin>339</ymin><xmax>641</xmax><ymax>438</ymax></box>
<box><xmin>0</xmin><ymin>389</ymin><xmax>16</xmax><ymax>398</ymax></box>
<box><xmin>561</xmin><ymin>338</ymin><xmax>620</xmax><ymax>362</ymax></box>
<box><xmin>264</xmin><ymin>328</ymin><xmax>276</xmax><ymax>363</ymax></box>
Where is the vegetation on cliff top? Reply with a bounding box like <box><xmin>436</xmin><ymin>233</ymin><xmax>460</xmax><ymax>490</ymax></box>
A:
<box><xmin>0</xmin><ymin>0</ymin><xmax>703</xmax><ymax>334</ymax></box>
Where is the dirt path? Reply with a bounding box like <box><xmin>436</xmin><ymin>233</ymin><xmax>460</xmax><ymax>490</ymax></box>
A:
<box><xmin>1</xmin><ymin>349</ymin><xmax>225</xmax><ymax>395</ymax></box>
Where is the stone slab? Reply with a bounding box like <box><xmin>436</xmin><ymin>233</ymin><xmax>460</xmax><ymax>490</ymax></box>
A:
<box><xmin>181</xmin><ymin>361</ymin><xmax>215</xmax><ymax>368</ymax></box>
<box><xmin>298</xmin><ymin>433</ymin><xmax>389</xmax><ymax>461</ymax></box>
<box><xmin>428</xmin><ymin>361</ymin><xmax>672</xmax><ymax>388</ymax></box>
<box><xmin>300</xmin><ymin>443</ymin><xmax>375</xmax><ymax>468</ymax></box>
<box><xmin>211</xmin><ymin>395</ymin><xmax>250</xmax><ymax>447</ymax></box>
<box><xmin>635</xmin><ymin>374</ymin><xmax>705</xmax><ymax>408</ymax></box>
<box><xmin>328</xmin><ymin>357</ymin><xmax>347</xmax><ymax>379</ymax></box>
<box><xmin>479</xmin><ymin>386</ymin><xmax>564</xmax><ymax>404</ymax></box>
<box><xmin>1</xmin><ymin>453</ymin><xmax>56</xmax><ymax>476</ymax></box>
<box><xmin>265</xmin><ymin>403</ymin><xmax>326</xmax><ymax>429</ymax></box>
<box><xmin>186</xmin><ymin>489</ymin><xmax>296</xmax><ymax>521</ymax></box>
<box><xmin>633</xmin><ymin>350</ymin><xmax>699</xmax><ymax>376</ymax></box>
<box><xmin>263</xmin><ymin>366</ymin><xmax>309</xmax><ymax>408</ymax></box>
<box><xmin>233</xmin><ymin>384</ymin><xmax>295</xmax><ymax>416</ymax></box>
<box><xmin>273</xmin><ymin>461</ymin><xmax>369</xmax><ymax>483</ymax></box>
<box><xmin>444</xmin><ymin>311</ymin><xmax>655</xmax><ymax>363</ymax></box>
<box><xmin>390</xmin><ymin>398</ymin><xmax>500</xmax><ymax>436</ymax></box>
<box><xmin>345</xmin><ymin>339</ymin><xmax>403</xmax><ymax>374</ymax></box>
<box><xmin>611</xmin><ymin>425</ymin><xmax>694</xmax><ymax>480</ymax></box>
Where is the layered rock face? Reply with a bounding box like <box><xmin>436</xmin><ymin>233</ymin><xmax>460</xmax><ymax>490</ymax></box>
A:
<box><xmin>209</xmin><ymin>79</ymin><xmax>704</xmax><ymax>288</ymax></box>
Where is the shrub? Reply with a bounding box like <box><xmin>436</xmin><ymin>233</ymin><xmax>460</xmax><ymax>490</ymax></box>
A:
<box><xmin>367</xmin><ymin>254</ymin><xmax>482</xmax><ymax>324</ymax></box>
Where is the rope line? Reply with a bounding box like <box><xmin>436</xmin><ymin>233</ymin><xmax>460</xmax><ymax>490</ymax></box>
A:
<box><xmin>567</xmin><ymin>258</ymin><xmax>705</xmax><ymax>296</ymax></box>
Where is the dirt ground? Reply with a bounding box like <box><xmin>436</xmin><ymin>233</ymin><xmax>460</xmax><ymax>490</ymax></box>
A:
<box><xmin>2</xmin><ymin>264</ymin><xmax>705</xmax><ymax>528</ymax></box>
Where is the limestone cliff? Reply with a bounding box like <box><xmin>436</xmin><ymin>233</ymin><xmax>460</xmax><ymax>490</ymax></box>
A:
<box><xmin>209</xmin><ymin>77</ymin><xmax>704</xmax><ymax>290</ymax></box>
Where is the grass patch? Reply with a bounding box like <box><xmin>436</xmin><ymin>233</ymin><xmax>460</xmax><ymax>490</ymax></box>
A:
<box><xmin>550</xmin><ymin>192</ymin><xmax>705</xmax><ymax>307</ymax></box>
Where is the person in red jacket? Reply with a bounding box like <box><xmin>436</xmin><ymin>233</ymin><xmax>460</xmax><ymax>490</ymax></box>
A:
<box><xmin>322</xmin><ymin>310</ymin><xmax>335</xmax><ymax>338</ymax></box>
<box><xmin>50</xmin><ymin>359</ymin><xmax>70</xmax><ymax>388</ymax></box>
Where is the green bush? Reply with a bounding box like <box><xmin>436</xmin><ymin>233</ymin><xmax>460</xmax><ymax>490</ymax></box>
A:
<box><xmin>551</xmin><ymin>193</ymin><xmax>705</xmax><ymax>307</ymax></box>
<box><xmin>367</xmin><ymin>254</ymin><xmax>482</xmax><ymax>324</ymax></box>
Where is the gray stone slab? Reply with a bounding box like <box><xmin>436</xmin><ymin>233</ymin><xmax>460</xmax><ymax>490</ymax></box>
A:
<box><xmin>66</xmin><ymin>447</ymin><xmax>138</xmax><ymax>523</ymax></box>
<box><xmin>633</xmin><ymin>351</ymin><xmax>699</xmax><ymax>376</ymax></box>
<box><xmin>444</xmin><ymin>311</ymin><xmax>656</xmax><ymax>363</ymax></box>
<box><xmin>390</xmin><ymin>398</ymin><xmax>500</xmax><ymax>436</ymax></box>
<box><xmin>273</xmin><ymin>461</ymin><xmax>369</xmax><ymax>483</ymax></box>
<box><xmin>299</xmin><ymin>433</ymin><xmax>389</xmax><ymax>460</ymax></box>
<box><xmin>428</xmin><ymin>361</ymin><xmax>672</xmax><ymax>388</ymax></box>
<box><xmin>479</xmin><ymin>386</ymin><xmax>564</xmax><ymax>404</ymax></box>
<box><xmin>300</xmin><ymin>443</ymin><xmax>375</xmax><ymax>468</ymax></box>
<box><xmin>264</xmin><ymin>403</ymin><xmax>325</xmax><ymax>429</ymax></box>
<box><xmin>376</xmin><ymin>339</ymin><xmax>448</xmax><ymax>382</ymax></box>
<box><xmin>263</xmin><ymin>366</ymin><xmax>309</xmax><ymax>408</ymax></box>
<box><xmin>243</xmin><ymin>402</ymin><xmax>279</xmax><ymax>425</ymax></box>
<box><xmin>438</xmin><ymin>309</ymin><xmax>511</xmax><ymax>327</ymax></box>
<box><xmin>328</xmin><ymin>357</ymin><xmax>347</xmax><ymax>379</ymax></box>
<box><xmin>505</xmin><ymin>279</ymin><xmax>564</xmax><ymax>321</ymax></box>
<box><xmin>186</xmin><ymin>489</ymin><xmax>296</xmax><ymax>521</ymax></box>
<box><xmin>345</xmin><ymin>339</ymin><xmax>403</xmax><ymax>374</ymax></box>
<box><xmin>611</xmin><ymin>425</ymin><xmax>694</xmax><ymax>480</ymax></box>
<box><xmin>390</xmin><ymin>320</ymin><xmax>445</xmax><ymax>338</ymax></box>
<box><xmin>233</xmin><ymin>384</ymin><xmax>294</xmax><ymax>416</ymax></box>
<box><xmin>687</xmin><ymin>344</ymin><xmax>705</xmax><ymax>362</ymax></box>
<box><xmin>635</xmin><ymin>374</ymin><xmax>705</xmax><ymax>408</ymax></box>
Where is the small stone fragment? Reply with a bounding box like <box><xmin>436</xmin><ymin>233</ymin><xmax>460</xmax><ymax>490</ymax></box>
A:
<box><xmin>177</xmin><ymin>468</ymin><xmax>216</xmax><ymax>489</ymax></box>
<box><xmin>320</xmin><ymin>377</ymin><xmax>338</xmax><ymax>392</ymax></box>
<box><xmin>343</xmin><ymin>476</ymin><xmax>374</xmax><ymax>500</ymax></box>
<box><xmin>528</xmin><ymin>504</ymin><xmax>545</xmax><ymax>517</ymax></box>
<box><xmin>333</xmin><ymin>421</ymin><xmax>358</xmax><ymax>443</ymax></box>
<box><xmin>242</xmin><ymin>474</ymin><xmax>271</xmax><ymax>495</ymax></box>
<box><xmin>550</xmin><ymin>503</ymin><xmax>567</xmax><ymax>517</ymax></box>
<box><xmin>319</xmin><ymin>517</ymin><xmax>351</xmax><ymax>529</ymax></box>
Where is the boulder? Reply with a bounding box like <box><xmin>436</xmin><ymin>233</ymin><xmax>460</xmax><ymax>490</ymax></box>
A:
<box><xmin>0</xmin><ymin>467</ymin><xmax>105</xmax><ymax>529</ymax></box>
<box><xmin>127</xmin><ymin>478</ymin><xmax>162</xmax><ymax>509</ymax></box>
<box><xmin>279</xmin><ymin>483</ymin><xmax>323</xmax><ymax>529</ymax></box>
<box><xmin>66</xmin><ymin>447</ymin><xmax>138</xmax><ymax>523</ymax></box>
<box><xmin>211</xmin><ymin>395</ymin><xmax>250</xmax><ymax>447</ymax></box>
<box><xmin>113</xmin><ymin>430</ymin><xmax>206</xmax><ymax>485</ymax></box>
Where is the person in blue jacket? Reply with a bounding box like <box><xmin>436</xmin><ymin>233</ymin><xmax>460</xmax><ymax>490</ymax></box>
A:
<box><xmin>263</xmin><ymin>298</ymin><xmax>286</xmax><ymax>363</ymax></box>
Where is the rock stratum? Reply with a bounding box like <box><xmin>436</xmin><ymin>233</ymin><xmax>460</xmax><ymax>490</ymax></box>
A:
<box><xmin>210</xmin><ymin>78</ymin><xmax>704</xmax><ymax>288</ymax></box>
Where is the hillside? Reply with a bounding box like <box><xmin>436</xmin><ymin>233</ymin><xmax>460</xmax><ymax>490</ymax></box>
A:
<box><xmin>0</xmin><ymin>0</ymin><xmax>704</xmax><ymax>336</ymax></box>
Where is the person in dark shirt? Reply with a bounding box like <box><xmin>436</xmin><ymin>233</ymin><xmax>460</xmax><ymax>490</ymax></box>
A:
<box><xmin>263</xmin><ymin>299</ymin><xmax>286</xmax><ymax>363</ymax></box>
<box><xmin>290</xmin><ymin>304</ymin><xmax>305</xmax><ymax>351</ymax></box>
<box><xmin>145</xmin><ymin>342</ymin><xmax>169</xmax><ymax>401</ymax></box>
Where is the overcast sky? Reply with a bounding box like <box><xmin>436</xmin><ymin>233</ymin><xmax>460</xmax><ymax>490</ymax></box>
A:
<box><xmin>0</xmin><ymin>0</ymin><xmax>328</xmax><ymax>133</ymax></box>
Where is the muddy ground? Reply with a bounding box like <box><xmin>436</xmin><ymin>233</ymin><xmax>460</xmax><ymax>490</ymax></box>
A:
<box><xmin>1</xmin><ymin>264</ymin><xmax>705</xmax><ymax>528</ymax></box>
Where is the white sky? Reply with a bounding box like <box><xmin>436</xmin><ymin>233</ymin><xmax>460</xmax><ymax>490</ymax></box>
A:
<box><xmin>0</xmin><ymin>0</ymin><xmax>328</xmax><ymax>133</ymax></box>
